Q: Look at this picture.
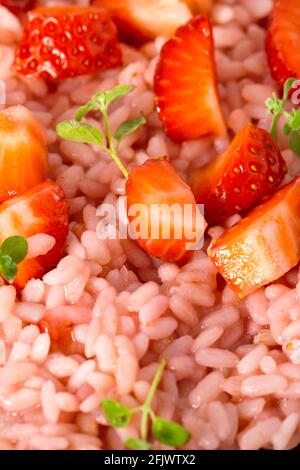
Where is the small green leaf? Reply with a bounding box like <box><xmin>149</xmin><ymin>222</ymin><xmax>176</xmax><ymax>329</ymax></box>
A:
<box><xmin>94</xmin><ymin>85</ymin><xmax>135</xmax><ymax>112</ymax></box>
<box><xmin>0</xmin><ymin>255</ymin><xmax>17</xmax><ymax>281</ymax></box>
<box><xmin>283</xmin><ymin>77</ymin><xmax>297</xmax><ymax>101</ymax></box>
<box><xmin>75</xmin><ymin>101</ymin><xmax>97</xmax><ymax>122</ymax></box>
<box><xmin>265</xmin><ymin>95</ymin><xmax>283</xmax><ymax>116</ymax></box>
<box><xmin>102</xmin><ymin>400</ymin><xmax>132</xmax><ymax>428</ymax></box>
<box><xmin>56</xmin><ymin>120</ymin><xmax>104</xmax><ymax>147</ymax></box>
<box><xmin>289</xmin><ymin>130</ymin><xmax>300</xmax><ymax>157</ymax></box>
<box><xmin>283</xmin><ymin>122</ymin><xmax>292</xmax><ymax>136</ymax></box>
<box><xmin>125</xmin><ymin>438</ymin><xmax>152</xmax><ymax>450</ymax></box>
<box><xmin>115</xmin><ymin>113</ymin><xmax>146</xmax><ymax>143</ymax></box>
<box><xmin>151</xmin><ymin>418</ymin><xmax>190</xmax><ymax>447</ymax></box>
<box><xmin>1</xmin><ymin>236</ymin><xmax>28</xmax><ymax>264</ymax></box>
<box><xmin>289</xmin><ymin>110</ymin><xmax>300</xmax><ymax>131</ymax></box>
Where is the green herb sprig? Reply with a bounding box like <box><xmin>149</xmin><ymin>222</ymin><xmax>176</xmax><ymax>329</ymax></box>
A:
<box><xmin>266</xmin><ymin>77</ymin><xmax>300</xmax><ymax>156</ymax></box>
<box><xmin>0</xmin><ymin>236</ymin><xmax>28</xmax><ymax>281</ymax></box>
<box><xmin>101</xmin><ymin>358</ymin><xmax>190</xmax><ymax>450</ymax></box>
<box><xmin>56</xmin><ymin>85</ymin><xmax>146</xmax><ymax>179</ymax></box>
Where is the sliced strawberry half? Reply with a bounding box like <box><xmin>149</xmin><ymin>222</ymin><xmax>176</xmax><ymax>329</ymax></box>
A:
<box><xmin>0</xmin><ymin>181</ymin><xmax>68</xmax><ymax>289</ymax></box>
<box><xmin>0</xmin><ymin>105</ymin><xmax>48</xmax><ymax>204</ymax></box>
<box><xmin>190</xmin><ymin>124</ymin><xmax>287</xmax><ymax>225</ymax></box>
<box><xmin>209</xmin><ymin>177</ymin><xmax>300</xmax><ymax>298</ymax></box>
<box><xmin>15</xmin><ymin>6</ymin><xmax>122</xmax><ymax>80</ymax></box>
<box><xmin>266</xmin><ymin>0</ymin><xmax>300</xmax><ymax>89</ymax></box>
<box><xmin>126</xmin><ymin>158</ymin><xmax>206</xmax><ymax>263</ymax></box>
<box><xmin>93</xmin><ymin>0</ymin><xmax>192</xmax><ymax>41</ymax></box>
<box><xmin>154</xmin><ymin>15</ymin><xmax>226</xmax><ymax>143</ymax></box>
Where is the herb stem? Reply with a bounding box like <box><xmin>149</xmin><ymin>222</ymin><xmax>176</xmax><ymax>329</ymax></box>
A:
<box><xmin>102</xmin><ymin>110</ymin><xmax>129</xmax><ymax>179</ymax></box>
<box><xmin>140</xmin><ymin>358</ymin><xmax>168</xmax><ymax>441</ymax></box>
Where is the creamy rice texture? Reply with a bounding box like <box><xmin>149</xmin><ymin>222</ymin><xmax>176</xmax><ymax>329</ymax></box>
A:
<box><xmin>0</xmin><ymin>0</ymin><xmax>300</xmax><ymax>451</ymax></box>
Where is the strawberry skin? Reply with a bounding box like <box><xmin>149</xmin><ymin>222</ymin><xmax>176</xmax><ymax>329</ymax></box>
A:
<box><xmin>0</xmin><ymin>105</ymin><xmax>48</xmax><ymax>204</ymax></box>
<box><xmin>154</xmin><ymin>15</ymin><xmax>226</xmax><ymax>143</ymax></box>
<box><xmin>1</xmin><ymin>0</ymin><xmax>35</xmax><ymax>14</ymax></box>
<box><xmin>92</xmin><ymin>0</ymin><xmax>192</xmax><ymax>41</ymax></box>
<box><xmin>126</xmin><ymin>158</ymin><xmax>206</xmax><ymax>263</ymax></box>
<box><xmin>0</xmin><ymin>181</ymin><xmax>68</xmax><ymax>289</ymax></box>
<box><xmin>15</xmin><ymin>6</ymin><xmax>122</xmax><ymax>80</ymax></box>
<box><xmin>209</xmin><ymin>177</ymin><xmax>300</xmax><ymax>298</ymax></box>
<box><xmin>266</xmin><ymin>0</ymin><xmax>300</xmax><ymax>89</ymax></box>
<box><xmin>190</xmin><ymin>124</ymin><xmax>287</xmax><ymax>225</ymax></box>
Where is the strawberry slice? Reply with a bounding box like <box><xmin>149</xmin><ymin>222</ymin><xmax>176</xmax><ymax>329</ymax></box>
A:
<box><xmin>190</xmin><ymin>124</ymin><xmax>287</xmax><ymax>225</ymax></box>
<box><xmin>154</xmin><ymin>15</ymin><xmax>226</xmax><ymax>143</ymax></box>
<box><xmin>0</xmin><ymin>181</ymin><xmax>68</xmax><ymax>290</ymax></box>
<box><xmin>14</xmin><ymin>6</ymin><xmax>122</xmax><ymax>80</ymax></box>
<box><xmin>209</xmin><ymin>177</ymin><xmax>300</xmax><ymax>298</ymax></box>
<box><xmin>266</xmin><ymin>0</ymin><xmax>300</xmax><ymax>89</ymax></box>
<box><xmin>92</xmin><ymin>0</ymin><xmax>192</xmax><ymax>41</ymax></box>
<box><xmin>0</xmin><ymin>105</ymin><xmax>48</xmax><ymax>204</ymax></box>
<box><xmin>1</xmin><ymin>0</ymin><xmax>35</xmax><ymax>14</ymax></box>
<box><xmin>126</xmin><ymin>158</ymin><xmax>206</xmax><ymax>263</ymax></box>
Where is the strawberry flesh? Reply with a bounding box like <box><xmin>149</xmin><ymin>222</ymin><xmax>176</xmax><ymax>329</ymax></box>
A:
<box><xmin>15</xmin><ymin>6</ymin><xmax>122</xmax><ymax>80</ymax></box>
<box><xmin>0</xmin><ymin>181</ymin><xmax>68</xmax><ymax>289</ymax></box>
<box><xmin>0</xmin><ymin>105</ymin><xmax>48</xmax><ymax>204</ymax></box>
<box><xmin>126</xmin><ymin>158</ymin><xmax>206</xmax><ymax>263</ymax></box>
<box><xmin>266</xmin><ymin>0</ymin><xmax>300</xmax><ymax>89</ymax></box>
<box><xmin>154</xmin><ymin>15</ymin><xmax>226</xmax><ymax>143</ymax></box>
<box><xmin>92</xmin><ymin>0</ymin><xmax>192</xmax><ymax>42</ymax></box>
<box><xmin>209</xmin><ymin>177</ymin><xmax>300</xmax><ymax>298</ymax></box>
<box><xmin>190</xmin><ymin>124</ymin><xmax>287</xmax><ymax>225</ymax></box>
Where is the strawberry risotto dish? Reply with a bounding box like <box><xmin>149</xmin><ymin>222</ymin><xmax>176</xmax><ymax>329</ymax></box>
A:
<box><xmin>1</xmin><ymin>0</ymin><xmax>300</xmax><ymax>452</ymax></box>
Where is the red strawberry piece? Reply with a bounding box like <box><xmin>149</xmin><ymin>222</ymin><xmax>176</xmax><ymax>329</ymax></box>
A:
<box><xmin>1</xmin><ymin>0</ymin><xmax>35</xmax><ymax>14</ymax></box>
<box><xmin>0</xmin><ymin>105</ymin><xmax>48</xmax><ymax>204</ymax></box>
<box><xmin>14</xmin><ymin>6</ymin><xmax>122</xmax><ymax>80</ymax></box>
<box><xmin>0</xmin><ymin>181</ymin><xmax>68</xmax><ymax>289</ymax></box>
<box><xmin>154</xmin><ymin>15</ymin><xmax>227</xmax><ymax>143</ymax></box>
<box><xmin>266</xmin><ymin>0</ymin><xmax>300</xmax><ymax>90</ymax></box>
<box><xmin>209</xmin><ymin>177</ymin><xmax>300</xmax><ymax>298</ymax></box>
<box><xmin>190</xmin><ymin>124</ymin><xmax>287</xmax><ymax>225</ymax></box>
<box><xmin>126</xmin><ymin>158</ymin><xmax>206</xmax><ymax>263</ymax></box>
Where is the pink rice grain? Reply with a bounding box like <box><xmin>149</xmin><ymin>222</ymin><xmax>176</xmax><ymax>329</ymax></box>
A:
<box><xmin>29</xmin><ymin>435</ymin><xmax>69</xmax><ymax>451</ymax></box>
<box><xmin>237</xmin><ymin>344</ymin><xmax>268</xmax><ymax>375</ymax></box>
<box><xmin>41</xmin><ymin>381</ymin><xmax>60</xmax><ymax>424</ymax></box>
<box><xmin>142</xmin><ymin>317</ymin><xmax>178</xmax><ymax>341</ymax></box>
<box><xmin>189</xmin><ymin>371</ymin><xmax>224</xmax><ymax>408</ymax></box>
<box><xmin>26</xmin><ymin>234</ymin><xmax>56</xmax><ymax>259</ymax></box>
<box><xmin>94</xmin><ymin>335</ymin><xmax>117</xmax><ymax>374</ymax></box>
<box><xmin>1</xmin><ymin>388</ymin><xmax>40</xmax><ymax>413</ymax></box>
<box><xmin>139</xmin><ymin>295</ymin><xmax>169</xmax><ymax>324</ymax></box>
<box><xmin>0</xmin><ymin>286</ymin><xmax>16</xmax><ymax>322</ymax></box>
<box><xmin>46</xmin><ymin>356</ymin><xmax>79</xmax><ymax>379</ymax></box>
<box><xmin>241</xmin><ymin>375</ymin><xmax>288</xmax><ymax>397</ymax></box>
<box><xmin>22</xmin><ymin>279</ymin><xmax>45</xmax><ymax>303</ymax></box>
<box><xmin>238</xmin><ymin>417</ymin><xmax>282</xmax><ymax>450</ymax></box>
<box><xmin>195</xmin><ymin>348</ymin><xmax>239</xmax><ymax>369</ymax></box>
<box><xmin>237</xmin><ymin>398</ymin><xmax>266</xmax><ymax>420</ymax></box>
<box><xmin>14</xmin><ymin>303</ymin><xmax>46</xmax><ymax>323</ymax></box>
<box><xmin>30</xmin><ymin>333</ymin><xmax>51</xmax><ymax>364</ymax></box>
<box><xmin>169</xmin><ymin>294</ymin><xmax>198</xmax><ymax>327</ymax></box>
<box><xmin>272</xmin><ymin>412</ymin><xmax>300</xmax><ymax>450</ymax></box>
<box><xmin>207</xmin><ymin>401</ymin><xmax>231</xmax><ymax>442</ymax></box>
<box><xmin>55</xmin><ymin>392</ymin><xmax>79</xmax><ymax>413</ymax></box>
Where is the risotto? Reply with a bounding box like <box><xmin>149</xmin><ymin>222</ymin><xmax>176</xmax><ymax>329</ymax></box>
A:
<box><xmin>0</xmin><ymin>0</ymin><xmax>300</xmax><ymax>451</ymax></box>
